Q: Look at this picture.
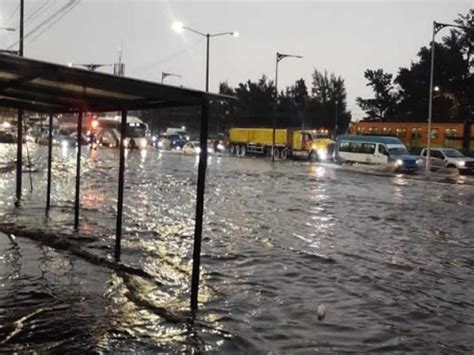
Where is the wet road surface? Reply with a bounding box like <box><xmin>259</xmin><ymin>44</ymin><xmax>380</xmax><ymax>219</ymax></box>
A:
<box><xmin>0</xmin><ymin>144</ymin><xmax>473</xmax><ymax>353</ymax></box>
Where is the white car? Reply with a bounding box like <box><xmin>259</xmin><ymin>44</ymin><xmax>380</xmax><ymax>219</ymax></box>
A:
<box><xmin>420</xmin><ymin>148</ymin><xmax>474</xmax><ymax>174</ymax></box>
<box><xmin>182</xmin><ymin>141</ymin><xmax>213</xmax><ymax>155</ymax></box>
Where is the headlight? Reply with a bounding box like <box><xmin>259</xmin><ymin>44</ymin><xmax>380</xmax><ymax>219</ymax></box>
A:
<box><xmin>139</xmin><ymin>140</ymin><xmax>147</xmax><ymax>149</ymax></box>
<box><xmin>395</xmin><ymin>159</ymin><xmax>403</xmax><ymax>167</ymax></box>
<box><xmin>152</xmin><ymin>136</ymin><xmax>157</xmax><ymax>142</ymax></box>
<box><xmin>61</xmin><ymin>140</ymin><xmax>68</xmax><ymax>148</ymax></box>
<box><xmin>458</xmin><ymin>161</ymin><xmax>465</xmax><ymax>167</ymax></box>
<box><xmin>416</xmin><ymin>159</ymin><xmax>423</xmax><ymax>165</ymax></box>
<box><xmin>195</xmin><ymin>147</ymin><xmax>201</xmax><ymax>154</ymax></box>
<box><xmin>158</xmin><ymin>141</ymin><xmax>163</xmax><ymax>148</ymax></box>
<box><xmin>317</xmin><ymin>148</ymin><xmax>327</xmax><ymax>161</ymax></box>
<box><xmin>124</xmin><ymin>140</ymin><xmax>129</xmax><ymax>148</ymax></box>
<box><xmin>175</xmin><ymin>146</ymin><xmax>181</xmax><ymax>151</ymax></box>
<box><xmin>185</xmin><ymin>135</ymin><xmax>190</xmax><ymax>141</ymax></box>
<box><xmin>217</xmin><ymin>143</ymin><xmax>225</xmax><ymax>151</ymax></box>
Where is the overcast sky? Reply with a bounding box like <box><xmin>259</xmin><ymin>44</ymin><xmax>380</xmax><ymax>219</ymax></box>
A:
<box><xmin>1</xmin><ymin>0</ymin><xmax>472</xmax><ymax>119</ymax></box>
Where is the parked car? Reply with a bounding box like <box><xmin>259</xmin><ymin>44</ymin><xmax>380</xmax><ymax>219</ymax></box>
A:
<box><xmin>420</xmin><ymin>148</ymin><xmax>474</xmax><ymax>174</ymax></box>
<box><xmin>182</xmin><ymin>141</ymin><xmax>213</xmax><ymax>155</ymax></box>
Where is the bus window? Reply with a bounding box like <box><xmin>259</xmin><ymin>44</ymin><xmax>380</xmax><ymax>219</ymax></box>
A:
<box><xmin>339</xmin><ymin>142</ymin><xmax>351</xmax><ymax>152</ymax></box>
<box><xmin>395</xmin><ymin>128</ymin><xmax>406</xmax><ymax>138</ymax></box>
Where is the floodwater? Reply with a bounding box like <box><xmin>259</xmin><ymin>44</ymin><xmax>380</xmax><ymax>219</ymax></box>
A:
<box><xmin>0</xmin><ymin>143</ymin><xmax>473</xmax><ymax>353</ymax></box>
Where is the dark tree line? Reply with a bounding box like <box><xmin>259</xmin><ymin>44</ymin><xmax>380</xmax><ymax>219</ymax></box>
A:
<box><xmin>357</xmin><ymin>10</ymin><xmax>474</xmax><ymax>123</ymax></box>
<box><xmin>214</xmin><ymin>68</ymin><xmax>351</xmax><ymax>135</ymax></box>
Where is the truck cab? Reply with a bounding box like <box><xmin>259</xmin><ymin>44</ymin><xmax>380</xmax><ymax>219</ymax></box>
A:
<box><xmin>292</xmin><ymin>130</ymin><xmax>334</xmax><ymax>161</ymax></box>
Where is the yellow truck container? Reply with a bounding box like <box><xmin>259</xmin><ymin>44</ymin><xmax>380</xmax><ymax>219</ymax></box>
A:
<box><xmin>228</xmin><ymin>128</ymin><xmax>334</xmax><ymax>160</ymax></box>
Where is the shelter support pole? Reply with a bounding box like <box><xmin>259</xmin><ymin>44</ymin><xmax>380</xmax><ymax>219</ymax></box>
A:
<box><xmin>15</xmin><ymin>110</ymin><xmax>23</xmax><ymax>204</ymax></box>
<box><xmin>190</xmin><ymin>99</ymin><xmax>210</xmax><ymax>319</ymax></box>
<box><xmin>115</xmin><ymin>110</ymin><xmax>127</xmax><ymax>262</ymax></box>
<box><xmin>46</xmin><ymin>113</ymin><xmax>53</xmax><ymax>211</ymax></box>
<box><xmin>74</xmin><ymin>112</ymin><xmax>83</xmax><ymax>229</ymax></box>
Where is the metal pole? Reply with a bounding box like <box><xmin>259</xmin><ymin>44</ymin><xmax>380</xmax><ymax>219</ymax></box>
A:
<box><xmin>19</xmin><ymin>0</ymin><xmax>24</xmax><ymax>56</ymax></box>
<box><xmin>190</xmin><ymin>99</ymin><xmax>210</xmax><ymax>319</ymax></box>
<box><xmin>334</xmin><ymin>100</ymin><xmax>338</xmax><ymax>138</ymax></box>
<box><xmin>115</xmin><ymin>110</ymin><xmax>127</xmax><ymax>262</ymax></box>
<box><xmin>426</xmin><ymin>21</ymin><xmax>436</xmax><ymax>173</ymax></box>
<box><xmin>205</xmin><ymin>34</ymin><xmax>210</xmax><ymax>92</ymax></box>
<box><xmin>15</xmin><ymin>0</ymin><xmax>25</xmax><ymax>205</ymax></box>
<box><xmin>15</xmin><ymin>110</ymin><xmax>23</xmax><ymax>203</ymax></box>
<box><xmin>74</xmin><ymin>112</ymin><xmax>83</xmax><ymax>229</ymax></box>
<box><xmin>46</xmin><ymin>113</ymin><xmax>53</xmax><ymax>211</ymax></box>
<box><xmin>272</xmin><ymin>54</ymin><xmax>279</xmax><ymax>162</ymax></box>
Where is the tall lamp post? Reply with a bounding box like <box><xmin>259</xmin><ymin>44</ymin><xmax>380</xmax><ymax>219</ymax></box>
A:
<box><xmin>161</xmin><ymin>72</ymin><xmax>182</xmax><ymax>84</ymax></box>
<box><xmin>172</xmin><ymin>21</ymin><xmax>239</xmax><ymax>92</ymax></box>
<box><xmin>272</xmin><ymin>52</ymin><xmax>302</xmax><ymax>162</ymax></box>
<box><xmin>426</xmin><ymin>21</ymin><xmax>469</xmax><ymax>173</ymax></box>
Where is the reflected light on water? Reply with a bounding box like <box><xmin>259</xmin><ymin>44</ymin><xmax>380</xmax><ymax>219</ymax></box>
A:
<box><xmin>308</xmin><ymin>165</ymin><xmax>326</xmax><ymax>178</ymax></box>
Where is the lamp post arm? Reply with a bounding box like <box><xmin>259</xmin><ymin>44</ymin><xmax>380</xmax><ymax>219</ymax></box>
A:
<box><xmin>209</xmin><ymin>32</ymin><xmax>235</xmax><ymax>38</ymax></box>
<box><xmin>183</xmin><ymin>26</ymin><xmax>207</xmax><ymax>37</ymax></box>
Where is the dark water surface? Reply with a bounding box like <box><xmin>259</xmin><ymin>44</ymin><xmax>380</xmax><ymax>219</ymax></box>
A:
<box><xmin>0</xmin><ymin>144</ymin><xmax>473</xmax><ymax>353</ymax></box>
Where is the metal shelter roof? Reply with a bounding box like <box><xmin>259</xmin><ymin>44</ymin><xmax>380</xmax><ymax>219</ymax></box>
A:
<box><xmin>0</xmin><ymin>54</ymin><xmax>233</xmax><ymax>113</ymax></box>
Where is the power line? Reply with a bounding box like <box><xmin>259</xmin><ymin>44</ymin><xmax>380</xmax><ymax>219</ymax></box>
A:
<box><xmin>6</xmin><ymin>0</ymin><xmax>79</xmax><ymax>49</ymax></box>
<box><xmin>28</xmin><ymin>0</ymin><xmax>81</xmax><ymax>43</ymax></box>
<box><xmin>25</xmin><ymin>0</ymin><xmax>53</xmax><ymax>23</ymax></box>
<box><xmin>3</xmin><ymin>3</ymin><xmax>20</xmax><ymax>26</ymax></box>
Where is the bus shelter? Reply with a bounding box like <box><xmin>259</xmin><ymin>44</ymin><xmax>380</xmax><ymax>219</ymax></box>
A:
<box><xmin>0</xmin><ymin>53</ymin><xmax>234</xmax><ymax>319</ymax></box>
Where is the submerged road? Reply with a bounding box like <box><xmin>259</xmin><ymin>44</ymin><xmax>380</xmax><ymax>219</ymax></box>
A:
<box><xmin>0</xmin><ymin>144</ymin><xmax>473</xmax><ymax>353</ymax></box>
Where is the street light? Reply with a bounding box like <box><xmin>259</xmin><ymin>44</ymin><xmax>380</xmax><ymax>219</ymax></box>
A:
<box><xmin>161</xmin><ymin>72</ymin><xmax>182</xmax><ymax>84</ymax></box>
<box><xmin>172</xmin><ymin>21</ymin><xmax>239</xmax><ymax>92</ymax></box>
<box><xmin>426</xmin><ymin>21</ymin><xmax>468</xmax><ymax>173</ymax></box>
<box><xmin>272</xmin><ymin>52</ymin><xmax>303</xmax><ymax>161</ymax></box>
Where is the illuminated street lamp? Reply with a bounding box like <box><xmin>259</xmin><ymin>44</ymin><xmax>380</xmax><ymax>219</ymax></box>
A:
<box><xmin>426</xmin><ymin>21</ymin><xmax>468</xmax><ymax>173</ymax></box>
<box><xmin>172</xmin><ymin>21</ymin><xmax>239</xmax><ymax>92</ymax></box>
<box><xmin>272</xmin><ymin>52</ymin><xmax>303</xmax><ymax>161</ymax></box>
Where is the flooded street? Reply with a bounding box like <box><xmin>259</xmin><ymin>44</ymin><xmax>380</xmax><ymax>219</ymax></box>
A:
<box><xmin>1</xmin><ymin>144</ymin><xmax>473</xmax><ymax>353</ymax></box>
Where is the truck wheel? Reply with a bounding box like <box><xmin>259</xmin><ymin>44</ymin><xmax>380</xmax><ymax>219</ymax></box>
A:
<box><xmin>280</xmin><ymin>148</ymin><xmax>288</xmax><ymax>160</ymax></box>
<box><xmin>309</xmin><ymin>150</ymin><xmax>318</xmax><ymax>161</ymax></box>
<box><xmin>241</xmin><ymin>145</ymin><xmax>247</xmax><ymax>156</ymax></box>
<box><xmin>272</xmin><ymin>148</ymin><xmax>280</xmax><ymax>159</ymax></box>
<box><xmin>230</xmin><ymin>144</ymin><xmax>236</xmax><ymax>155</ymax></box>
<box><xmin>235</xmin><ymin>145</ymin><xmax>241</xmax><ymax>156</ymax></box>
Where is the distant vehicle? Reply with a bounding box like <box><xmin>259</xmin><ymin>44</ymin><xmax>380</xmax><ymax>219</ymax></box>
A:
<box><xmin>160</xmin><ymin>133</ymin><xmax>187</xmax><ymax>150</ymax></box>
<box><xmin>165</xmin><ymin>127</ymin><xmax>190</xmax><ymax>141</ymax></box>
<box><xmin>0</xmin><ymin>131</ymin><xmax>15</xmax><ymax>143</ymax></box>
<box><xmin>93</xmin><ymin>116</ymin><xmax>148</xmax><ymax>149</ymax></box>
<box><xmin>335</xmin><ymin>135</ymin><xmax>419</xmax><ymax>172</ymax></box>
<box><xmin>420</xmin><ymin>147</ymin><xmax>474</xmax><ymax>174</ymax></box>
<box><xmin>228</xmin><ymin>128</ymin><xmax>334</xmax><ymax>160</ymax></box>
<box><xmin>182</xmin><ymin>141</ymin><xmax>214</xmax><ymax>155</ymax></box>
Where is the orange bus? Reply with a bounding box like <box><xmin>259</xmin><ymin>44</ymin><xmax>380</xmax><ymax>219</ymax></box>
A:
<box><xmin>348</xmin><ymin>122</ymin><xmax>473</xmax><ymax>150</ymax></box>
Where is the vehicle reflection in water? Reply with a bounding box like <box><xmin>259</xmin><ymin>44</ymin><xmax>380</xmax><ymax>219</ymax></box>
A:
<box><xmin>0</xmin><ymin>144</ymin><xmax>473</xmax><ymax>353</ymax></box>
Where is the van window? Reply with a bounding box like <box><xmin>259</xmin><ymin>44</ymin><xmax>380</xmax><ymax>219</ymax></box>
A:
<box><xmin>361</xmin><ymin>143</ymin><xmax>375</xmax><ymax>154</ymax></box>
<box><xmin>378</xmin><ymin>144</ymin><xmax>388</xmax><ymax>156</ymax></box>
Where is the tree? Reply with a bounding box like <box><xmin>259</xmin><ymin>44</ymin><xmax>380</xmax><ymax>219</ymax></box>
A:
<box><xmin>233</xmin><ymin>75</ymin><xmax>276</xmax><ymax>126</ymax></box>
<box><xmin>356</xmin><ymin>69</ymin><xmax>399</xmax><ymax>121</ymax></box>
<box><xmin>307</xmin><ymin>69</ymin><xmax>351</xmax><ymax>134</ymax></box>
<box><xmin>278</xmin><ymin>78</ymin><xmax>309</xmax><ymax>127</ymax></box>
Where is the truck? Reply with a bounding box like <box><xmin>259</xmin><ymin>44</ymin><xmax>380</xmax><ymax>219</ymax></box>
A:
<box><xmin>228</xmin><ymin>128</ymin><xmax>335</xmax><ymax>160</ymax></box>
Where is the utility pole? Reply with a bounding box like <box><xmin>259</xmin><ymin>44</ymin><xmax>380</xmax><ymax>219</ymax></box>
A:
<box><xmin>16</xmin><ymin>0</ymin><xmax>25</xmax><ymax>203</ymax></box>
